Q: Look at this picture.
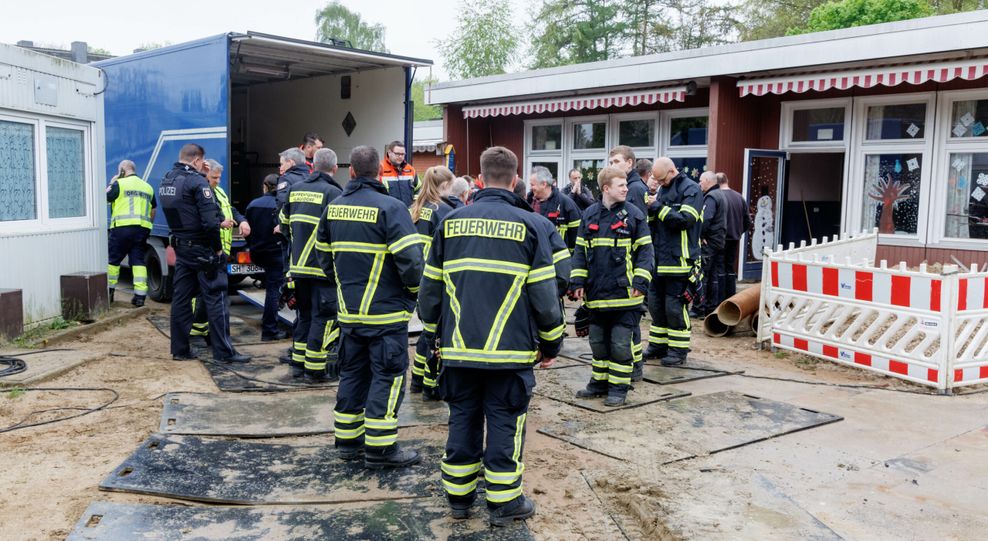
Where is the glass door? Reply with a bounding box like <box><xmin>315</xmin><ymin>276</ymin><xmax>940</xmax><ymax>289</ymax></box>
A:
<box><xmin>742</xmin><ymin>149</ymin><xmax>788</xmax><ymax>280</ymax></box>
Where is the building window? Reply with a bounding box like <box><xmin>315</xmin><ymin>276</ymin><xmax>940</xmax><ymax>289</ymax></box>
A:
<box><xmin>618</xmin><ymin>118</ymin><xmax>654</xmax><ymax>148</ymax></box>
<box><xmin>669</xmin><ymin>116</ymin><xmax>708</xmax><ymax>146</ymax></box>
<box><xmin>531</xmin><ymin>124</ymin><xmax>562</xmax><ymax>151</ymax></box>
<box><xmin>949</xmin><ymin>99</ymin><xmax>988</xmax><ymax>139</ymax></box>
<box><xmin>573</xmin><ymin>158</ymin><xmax>606</xmax><ymax>196</ymax></box>
<box><xmin>0</xmin><ymin>120</ymin><xmax>37</xmax><ymax>222</ymax></box>
<box><xmin>46</xmin><ymin>127</ymin><xmax>86</xmax><ymax>219</ymax></box>
<box><xmin>862</xmin><ymin>153</ymin><xmax>922</xmax><ymax>235</ymax></box>
<box><xmin>792</xmin><ymin>107</ymin><xmax>846</xmax><ymax>142</ymax></box>
<box><xmin>572</xmin><ymin>121</ymin><xmax>606</xmax><ymax>149</ymax></box>
<box><xmin>866</xmin><ymin>103</ymin><xmax>927</xmax><ymax>140</ymax></box>
<box><xmin>672</xmin><ymin>156</ymin><xmax>707</xmax><ymax>182</ymax></box>
<box><xmin>944</xmin><ymin>152</ymin><xmax>988</xmax><ymax>240</ymax></box>
<box><xmin>530</xmin><ymin>160</ymin><xmax>561</xmax><ymax>181</ymax></box>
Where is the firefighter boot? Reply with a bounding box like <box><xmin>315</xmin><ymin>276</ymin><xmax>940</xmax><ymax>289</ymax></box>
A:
<box><xmin>660</xmin><ymin>354</ymin><xmax>686</xmax><ymax>367</ymax></box>
<box><xmin>631</xmin><ymin>360</ymin><xmax>644</xmax><ymax>382</ymax></box>
<box><xmin>409</xmin><ymin>376</ymin><xmax>423</xmax><ymax>394</ymax></box>
<box><xmin>422</xmin><ymin>385</ymin><xmax>441</xmax><ymax>402</ymax></box>
<box><xmin>109</xmin><ymin>288</ymin><xmax>115</xmax><ymax>303</ymax></box>
<box><xmin>575</xmin><ymin>381</ymin><xmax>607</xmax><ymax>399</ymax></box>
<box><xmin>604</xmin><ymin>389</ymin><xmax>628</xmax><ymax>407</ymax></box>
<box><xmin>131</xmin><ymin>295</ymin><xmax>146</xmax><ymax>308</ymax></box>
<box><xmin>365</xmin><ymin>445</ymin><xmax>421</xmax><ymax>470</ymax></box>
<box><xmin>644</xmin><ymin>345</ymin><xmax>667</xmax><ymax>360</ymax></box>
<box><xmin>489</xmin><ymin>495</ymin><xmax>536</xmax><ymax>527</ymax></box>
<box><xmin>304</xmin><ymin>368</ymin><xmax>328</xmax><ymax>384</ymax></box>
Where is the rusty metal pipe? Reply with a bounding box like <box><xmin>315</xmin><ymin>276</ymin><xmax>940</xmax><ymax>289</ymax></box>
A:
<box><xmin>717</xmin><ymin>286</ymin><xmax>760</xmax><ymax>326</ymax></box>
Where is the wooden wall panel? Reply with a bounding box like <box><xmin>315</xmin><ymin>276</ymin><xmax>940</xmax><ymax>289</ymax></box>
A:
<box><xmin>876</xmin><ymin>245</ymin><xmax>988</xmax><ymax>268</ymax></box>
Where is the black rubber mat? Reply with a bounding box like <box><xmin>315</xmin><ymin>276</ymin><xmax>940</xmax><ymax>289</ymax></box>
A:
<box><xmin>68</xmin><ymin>500</ymin><xmax>534</xmax><ymax>541</ymax></box>
<box><xmin>100</xmin><ymin>435</ymin><xmax>443</xmax><ymax>504</ymax></box>
<box><xmin>538</xmin><ymin>391</ymin><xmax>843</xmax><ymax>464</ymax></box>
<box><xmin>640</xmin><ymin>363</ymin><xmax>740</xmax><ymax>385</ymax></box>
<box><xmin>160</xmin><ymin>392</ymin><xmax>448</xmax><ymax>437</ymax></box>
<box><xmin>147</xmin><ymin>314</ymin><xmax>256</xmax><ymax>345</ymax></box>
<box><xmin>201</xmin><ymin>357</ymin><xmax>337</xmax><ymax>392</ymax></box>
<box><xmin>534</xmin><ymin>365</ymin><xmax>689</xmax><ymax>412</ymax></box>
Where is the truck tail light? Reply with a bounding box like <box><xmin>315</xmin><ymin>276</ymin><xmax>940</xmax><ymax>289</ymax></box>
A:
<box><xmin>237</xmin><ymin>251</ymin><xmax>252</xmax><ymax>264</ymax></box>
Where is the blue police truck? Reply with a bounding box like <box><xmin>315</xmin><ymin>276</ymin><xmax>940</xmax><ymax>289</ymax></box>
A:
<box><xmin>98</xmin><ymin>32</ymin><xmax>430</xmax><ymax>301</ymax></box>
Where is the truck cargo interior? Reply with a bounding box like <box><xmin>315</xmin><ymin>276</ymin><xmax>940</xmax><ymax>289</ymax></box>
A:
<box><xmin>227</xmin><ymin>33</ymin><xmax>425</xmax><ymax>210</ymax></box>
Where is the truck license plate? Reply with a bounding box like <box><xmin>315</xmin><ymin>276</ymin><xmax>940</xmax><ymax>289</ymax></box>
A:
<box><xmin>228</xmin><ymin>264</ymin><xmax>263</xmax><ymax>275</ymax></box>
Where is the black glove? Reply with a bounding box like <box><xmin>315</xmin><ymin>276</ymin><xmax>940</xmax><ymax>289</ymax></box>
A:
<box><xmin>279</xmin><ymin>279</ymin><xmax>297</xmax><ymax>310</ymax></box>
<box><xmin>574</xmin><ymin>305</ymin><xmax>591</xmax><ymax>338</ymax></box>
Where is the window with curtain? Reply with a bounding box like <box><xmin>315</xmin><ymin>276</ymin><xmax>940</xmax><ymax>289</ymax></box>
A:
<box><xmin>46</xmin><ymin>127</ymin><xmax>86</xmax><ymax>219</ymax></box>
<box><xmin>0</xmin><ymin>120</ymin><xmax>37</xmax><ymax>222</ymax></box>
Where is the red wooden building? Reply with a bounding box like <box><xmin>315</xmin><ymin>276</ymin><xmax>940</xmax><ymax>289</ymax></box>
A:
<box><xmin>428</xmin><ymin>12</ymin><xmax>988</xmax><ymax>276</ymax></box>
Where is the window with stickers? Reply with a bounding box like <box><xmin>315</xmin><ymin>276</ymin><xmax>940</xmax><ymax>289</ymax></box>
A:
<box><xmin>0</xmin><ymin>115</ymin><xmax>92</xmax><ymax>233</ymax></box>
<box><xmin>941</xmin><ymin>94</ymin><xmax>988</xmax><ymax>242</ymax></box>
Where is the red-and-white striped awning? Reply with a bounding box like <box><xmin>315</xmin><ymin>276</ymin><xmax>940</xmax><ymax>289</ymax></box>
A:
<box><xmin>462</xmin><ymin>87</ymin><xmax>687</xmax><ymax>119</ymax></box>
<box><xmin>738</xmin><ymin>58</ymin><xmax>988</xmax><ymax>97</ymax></box>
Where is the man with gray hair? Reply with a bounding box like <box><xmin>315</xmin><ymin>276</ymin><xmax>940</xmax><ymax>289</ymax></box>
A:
<box><xmin>276</xmin><ymin>147</ymin><xmax>310</xmax><ymax>213</ymax></box>
<box><xmin>280</xmin><ymin>147</ymin><xmax>344</xmax><ymax>383</ymax></box>
<box><xmin>448</xmin><ymin>176</ymin><xmax>470</xmax><ymax>208</ymax></box>
<box><xmin>529</xmin><ymin>166</ymin><xmax>581</xmax><ymax>251</ymax></box>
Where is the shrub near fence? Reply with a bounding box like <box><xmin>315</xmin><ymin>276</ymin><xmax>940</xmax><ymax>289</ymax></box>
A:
<box><xmin>758</xmin><ymin>230</ymin><xmax>988</xmax><ymax>393</ymax></box>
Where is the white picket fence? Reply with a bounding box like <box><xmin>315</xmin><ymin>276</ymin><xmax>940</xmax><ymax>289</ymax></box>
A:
<box><xmin>758</xmin><ymin>230</ymin><xmax>988</xmax><ymax>392</ymax></box>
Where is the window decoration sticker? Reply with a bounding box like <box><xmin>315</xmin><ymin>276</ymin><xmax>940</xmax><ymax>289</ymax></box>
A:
<box><xmin>973</xmin><ymin>186</ymin><xmax>986</xmax><ymax>203</ymax></box>
<box><xmin>906</xmin><ymin>123</ymin><xmax>920</xmax><ymax>138</ymax></box>
<box><xmin>953</xmin><ymin>157</ymin><xmax>967</xmax><ymax>171</ymax></box>
<box><xmin>868</xmin><ymin>174</ymin><xmax>912</xmax><ymax>234</ymax></box>
<box><xmin>954</xmin><ymin>123</ymin><xmax>969</xmax><ymax>138</ymax></box>
<box><xmin>978</xmin><ymin>173</ymin><xmax>988</xmax><ymax>188</ymax></box>
<box><xmin>973</xmin><ymin>122</ymin><xmax>986</xmax><ymax>137</ymax></box>
<box><xmin>960</xmin><ymin>112</ymin><xmax>976</xmax><ymax>127</ymax></box>
<box><xmin>906</xmin><ymin>158</ymin><xmax>919</xmax><ymax>171</ymax></box>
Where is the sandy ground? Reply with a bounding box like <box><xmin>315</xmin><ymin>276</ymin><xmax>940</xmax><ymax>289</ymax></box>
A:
<box><xmin>1</xmin><ymin>294</ymin><xmax>986</xmax><ymax>540</ymax></box>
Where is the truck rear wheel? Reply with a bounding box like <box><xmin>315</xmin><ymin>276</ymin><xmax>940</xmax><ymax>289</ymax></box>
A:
<box><xmin>146</xmin><ymin>246</ymin><xmax>174</xmax><ymax>302</ymax></box>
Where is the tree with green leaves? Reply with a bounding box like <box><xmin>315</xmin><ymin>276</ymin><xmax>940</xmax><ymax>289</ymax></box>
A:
<box><xmin>790</xmin><ymin>0</ymin><xmax>934</xmax><ymax>34</ymax></box>
<box><xmin>528</xmin><ymin>0</ymin><xmax>627</xmax><ymax>69</ymax></box>
<box><xmin>647</xmin><ymin>0</ymin><xmax>741</xmax><ymax>52</ymax></box>
<box><xmin>438</xmin><ymin>0</ymin><xmax>519</xmax><ymax>80</ymax></box>
<box><xmin>737</xmin><ymin>0</ymin><xmax>828</xmax><ymax>41</ymax></box>
<box><xmin>411</xmin><ymin>76</ymin><xmax>442</xmax><ymax>121</ymax></box>
<box><xmin>315</xmin><ymin>1</ymin><xmax>387</xmax><ymax>52</ymax></box>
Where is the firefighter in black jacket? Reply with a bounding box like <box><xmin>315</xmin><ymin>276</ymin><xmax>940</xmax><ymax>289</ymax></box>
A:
<box><xmin>408</xmin><ymin>166</ymin><xmax>456</xmax><ymax>400</ymax></box>
<box><xmin>418</xmin><ymin>147</ymin><xmax>564</xmax><ymax>526</ymax></box>
<box><xmin>647</xmin><ymin>157</ymin><xmax>703</xmax><ymax>366</ymax></box>
<box><xmin>315</xmin><ymin>146</ymin><xmax>424</xmax><ymax>469</ymax></box>
<box><xmin>609</xmin><ymin>146</ymin><xmax>650</xmax><ymax>373</ymax></box>
<box><xmin>280</xmin><ymin>148</ymin><xmax>344</xmax><ymax>383</ymax></box>
<box><xmin>569</xmin><ymin>166</ymin><xmax>654</xmax><ymax>406</ymax></box>
<box><xmin>528</xmin><ymin>166</ymin><xmax>581</xmax><ymax>252</ymax></box>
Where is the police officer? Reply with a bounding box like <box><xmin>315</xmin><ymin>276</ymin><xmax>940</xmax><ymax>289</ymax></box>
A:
<box><xmin>528</xmin><ymin>166</ymin><xmax>581</xmax><ymax>252</ymax></box>
<box><xmin>106</xmin><ymin>160</ymin><xmax>155</xmax><ymax>307</ymax></box>
<box><xmin>407</xmin><ymin>165</ymin><xmax>456</xmax><ymax>400</ymax></box>
<box><xmin>281</xmin><ymin>148</ymin><xmax>343</xmax><ymax>383</ymax></box>
<box><xmin>190</xmin><ymin>159</ymin><xmax>249</xmax><ymax>339</ymax></box>
<box><xmin>157</xmin><ymin>143</ymin><xmax>249</xmax><ymax>364</ymax></box>
<box><xmin>608</xmin><ymin>145</ymin><xmax>649</xmax><ymax>376</ymax></box>
<box><xmin>570</xmin><ymin>166</ymin><xmax>654</xmax><ymax>407</ymax></box>
<box><xmin>315</xmin><ymin>145</ymin><xmax>424</xmax><ymax>469</ymax></box>
<box><xmin>648</xmin><ymin>157</ymin><xmax>703</xmax><ymax>366</ymax></box>
<box><xmin>692</xmin><ymin>171</ymin><xmax>728</xmax><ymax>318</ymax></box>
<box><xmin>418</xmin><ymin>147</ymin><xmax>564</xmax><ymax>526</ymax></box>
<box><xmin>379</xmin><ymin>140</ymin><xmax>419</xmax><ymax>206</ymax></box>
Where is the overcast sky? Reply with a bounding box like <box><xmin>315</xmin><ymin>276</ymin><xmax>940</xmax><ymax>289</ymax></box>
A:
<box><xmin>0</xmin><ymin>0</ymin><xmax>528</xmax><ymax>80</ymax></box>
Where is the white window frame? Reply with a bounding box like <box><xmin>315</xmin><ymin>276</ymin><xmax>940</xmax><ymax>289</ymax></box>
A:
<box><xmin>661</xmin><ymin>107</ymin><xmax>710</xmax><ymax>158</ymax></box>
<box><xmin>525</xmin><ymin>157</ymin><xmax>564</xmax><ymax>189</ymax></box>
<box><xmin>610</xmin><ymin>111</ymin><xmax>659</xmax><ymax>159</ymax></box>
<box><xmin>931</xmin><ymin>88</ymin><xmax>988</xmax><ymax>250</ymax></box>
<box><xmin>0</xmin><ymin>111</ymin><xmax>95</xmax><ymax>235</ymax></box>
<box><xmin>847</xmin><ymin>93</ymin><xmax>935</xmax><ymax>247</ymax></box>
<box><xmin>567</xmin><ymin>114</ymin><xmax>610</xmax><ymax>188</ymax></box>
<box><xmin>524</xmin><ymin>118</ymin><xmax>564</xmax><ymax>156</ymax></box>
<box><xmin>781</xmin><ymin>98</ymin><xmax>852</xmax><ymax>150</ymax></box>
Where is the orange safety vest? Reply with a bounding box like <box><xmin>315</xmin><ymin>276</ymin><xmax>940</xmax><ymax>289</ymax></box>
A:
<box><xmin>378</xmin><ymin>159</ymin><xmax>418</xmax><ymax>205</ymax></box>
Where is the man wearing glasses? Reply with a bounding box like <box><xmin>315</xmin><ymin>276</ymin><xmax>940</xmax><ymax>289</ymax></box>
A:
<box><xmin>379</xmin><ymin>140</ymin><xmax>420</xmax><ymax>205</ymax></box>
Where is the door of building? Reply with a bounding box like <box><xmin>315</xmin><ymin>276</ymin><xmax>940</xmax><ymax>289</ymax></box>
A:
<box><xmin>742</xmin><ymin>149</ymin><xmax>788</xmax><ymax>280</ymax></box>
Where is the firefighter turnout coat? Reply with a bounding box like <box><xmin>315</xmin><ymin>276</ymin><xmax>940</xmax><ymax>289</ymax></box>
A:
<box><xmin>280</xmin><ymin>171</ymin><xmax>343</xmax><ymax>278</ymax></box>
<box><xmin>418</xmin><ymin>188</ymin><xmax>565</xmax><ymax>369</ymax></box>
<box><xmin>315</xmin><ymin>177</ymin><xmax>424</xmax><ymax>328</ymax></box>
<box><xmin>650</xmin><ymin>172</ymin><xmax>703</xmax><ymax>276</ymax></box>
<box><xmin>570</xmin><ymin>200</ymin><xmax>654</xmax><ymax>311</ymax></box>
